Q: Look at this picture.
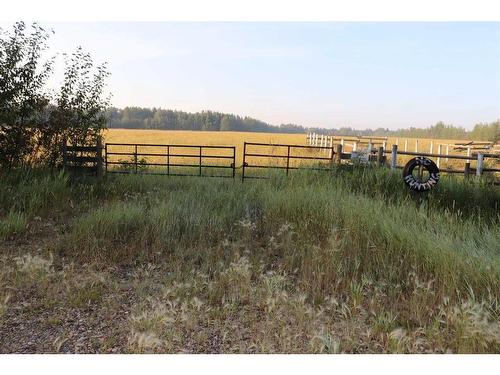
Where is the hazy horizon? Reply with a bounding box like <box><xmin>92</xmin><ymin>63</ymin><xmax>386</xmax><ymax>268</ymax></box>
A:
<box><xmin>3</xmin><ymin>21</ymin><xmax>499</xmax><ymax>130</ymax></box>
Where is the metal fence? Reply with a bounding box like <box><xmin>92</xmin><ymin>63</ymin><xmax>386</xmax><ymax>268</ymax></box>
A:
<box><xmin>105</xmin><ymin>143</ymin><xmax>236</xmax><ymax>178</ymax></box>
<box><xmin>241</xmin><ymin>142</ymin><xmax>337</xmax><ymax>180</ymax></box>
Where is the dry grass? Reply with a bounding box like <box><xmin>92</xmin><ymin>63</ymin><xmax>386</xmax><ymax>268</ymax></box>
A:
<box><xmin>0</xmin><ymin>154</ymin><xmax>499</xmax><ymax>353</ymax></box>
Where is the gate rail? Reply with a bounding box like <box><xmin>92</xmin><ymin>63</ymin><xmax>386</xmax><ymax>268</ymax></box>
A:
<box><xmin>242</xmin><ymin>142</ymin><xmax>337</xmax><ymax>180</ymax></box>
<box><xmin>105</xmin><ymin>143</ymin><xmax>236</xmax><ymax>178</ymax></box>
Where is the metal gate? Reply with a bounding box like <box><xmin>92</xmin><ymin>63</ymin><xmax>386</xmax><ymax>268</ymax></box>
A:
<box><xmin>105</xmin><ymin>143</ymin><xmax>236</xmax><ymax>178</ymax></box>
<box><xmin>241</xmin><ymin>142</ymin><xmax>337</xmax><ymax>180</ymax></box>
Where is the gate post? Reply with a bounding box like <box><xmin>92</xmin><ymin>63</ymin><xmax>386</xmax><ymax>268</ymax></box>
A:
<box><xmin>476</xmin><ymin>153</ymin><xmax>484</xmax><ymax>177</ymax></box>
<box><xmin>286</xmin><ymin>145</ymin><xmax>291</xmax><ymax>175</ymax></box>
<box><xmin>242</xmin><ymin>142</ymin><xmax>247</xmax><ymax>182</ymax></box>
<box><xmin>104</xmin><ymin>142</ymin><xmax>108</xmax><ymax>174</ymax></box>
<box><xmin>199</xmin><ymin>146</ymin><xmax>202</xmax><ymax>176</ymax></box>
<box><xmin>391</xmin><ymin>144</ymin><xmax>398</xmax><ymax>170</ymax></box>
<box><xmin>96</xmin><ymin>137</ymin><xmax>103</xmax><ymax>177</ymax></box>
<box><xmin>336</xmin><ymin>144</ymin><xmax>343</xmax><ymax>165</ymax></box>
<box><xmin>134</xmin><ymin>145</ymin><xmax>138</xmax><ymax>174</ymax></box>
<box><xmin>377</xmin><ymin>146</ymin><xmax>384</xmax><ymax>166</ymax></box>
<box><xmin>62</xmin><ymin>138</ymin><xmax>68</xmax><ymax>171</ymax></box>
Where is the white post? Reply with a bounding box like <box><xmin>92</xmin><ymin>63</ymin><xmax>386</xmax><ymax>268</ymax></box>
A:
<box><xmin>446</xmin><ymin>145</ymin><xmax>449</xmax><ymax>163</ymax></box>
<box><xmin>430</xmin><ymin>141</ymin><xmax>433</xmax><ymax>154</ymax></box>
<box><xmin>367</xmin><ymin>140</ymin><xmax>373</xmax><ymax>155</ymax></box>
<box><xmin>383</xmin><ymin>141</ymin><xmax>387</xmax><ymax>150</ymax></box>
<box><xmin>396</xmin><ymin>138</ymin><xmax>399</xmax><ymax>147</ymax></box>
<box><xmin>415</xmin><ymin>139</ymin><xmax>418</xmax><ymax>153</ymax></box>
<box><xmin>391</xmin><ymin>144</ymin><xmax>398</xmax><ymax>170</ymax></box>
<box><xmin>404</xmin><ymin>139</ymin><xmax>408</xmax><ymax>152</ymax></box>
<box><xmin>437</xmin><ymin>144</ymin><xmax>442</xmax><ymax>168</ymax></box>
<box><xmin>467</xmin><ymin>147</ymin><xmax>471</xmax><ymax>157</ymax></box>
<box><xmin>353</xmin><ymin>142</ymin><xmax>357</xmax><ymax>151</ymax></box>
<box><xmin>476</xmin><ymin>153</ymin><xmax>484</xmax><ymax>177</ymax></box>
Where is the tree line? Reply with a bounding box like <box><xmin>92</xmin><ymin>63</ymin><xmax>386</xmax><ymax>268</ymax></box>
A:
<box><xmin>106</xmin><ymin>107</ymin><xmax>305</xmax><ymax>134</ymax></box>
<box><xmin>108</xmin><ymin>107</ymin><xmax>499</xmax><ymax>142</ymax></box>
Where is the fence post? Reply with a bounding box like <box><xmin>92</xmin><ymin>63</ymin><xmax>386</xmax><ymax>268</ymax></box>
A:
<box><xmin>62</xmin><ymin>139</ymin><xmax>67</xmax><ymax>171</ymax></box>
<box><xmin>429</xmin><ymin>141</ymin><xmax>433</xmax><ymax>154</ymax></box>
<box><xmin>446</xmin><ymin>145</ymin><xmax>449</xmax><ymax>163</ymax></box>
<box><xmin>377</xmin><ymin>146</ymin><xmax>384</xmax><ymax>166</ymax></box>
<box><xmin>134</xmin><ymin>145</ymin><xmax>138</xmax><ymax>174</ymax></box>
<box><xmin>391</xmin><ymin>144</ymin><xmax>397</xmax><ymax>170</ymax></box>
<box><xmin>104</xmin><ymin>142</ymin><xmax>108</xmax><ymax>174</ymax></box>
<box><xmin>232</xmin><ymin>147</ymin><xmax>236</xmax><ymax>179</ymax></box>
<box><xmin>437</xmin><ymin>144</ymin><xmax>442</xmax><ymax>168</ymax></box>
<box><xmin>404</xmin><ymin>139</ymin><xmax>408</xmax><ymax>152</ymax></box>
<box><xmin>476</xmin><ymin>153</ymin><xmax>484</xmax><ymax>177</ymax></box>
<box><xmin>96</xmin><ymin>137</ymin><xmax>103</xmax><ymax>177</ymax></box>
<box><xmin>199</xmin><ymin>146</ymin><xmax>202</xmax><ymax>176</ymax></box>
<box><xmin>166</xmin><ymin>146</ymin><xmax>170</xmax><ymax>175</ymax></box>
<box><xmin>286</xmin><ymin>145</ymin><xmax>291</xmax><ymax>175</ymax></box>
<box><xmin>464</xmin><ymin>162</ymin><xmax>471</xmax><ymax>179</ymax></box>
<box><xmin>415</xmin><ymin>139</ymin><xmax>418</xmax><ymax>153</ymax></box>
<box><xmin>336</xmin><ymin>144</ymin><xmax>343</xmax><ymax>165</ymax></box>
<box><xmin>242</xmin><ymin>142</ymin><xmax>246</xmax><ymax>182</ymax></box>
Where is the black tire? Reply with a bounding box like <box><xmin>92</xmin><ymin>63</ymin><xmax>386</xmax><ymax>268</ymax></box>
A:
<box><xmin>402</xmin><ymin>157</ymin><xmax>440</xmax><ymax>191</ymax></box>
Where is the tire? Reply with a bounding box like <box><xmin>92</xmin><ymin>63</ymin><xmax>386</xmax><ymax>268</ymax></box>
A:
<box><xmin>402</xmin><ymin>157</ymin><xmax>440</xmax><ymax>191</ymax></box>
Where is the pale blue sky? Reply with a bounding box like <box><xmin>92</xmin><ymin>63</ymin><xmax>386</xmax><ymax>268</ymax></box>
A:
<box><xmin>13</xmin><ymin>22</ymin><xmax>500</xmax><ymax>129</ymax></box>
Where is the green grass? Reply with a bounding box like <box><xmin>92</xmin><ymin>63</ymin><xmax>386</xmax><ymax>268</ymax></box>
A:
<box><xmin>1</xmin><ymin>167</ymin><xmax>499</xmax><ymax>353</ymax></box>
<box><xmin>0</xmin><ymin>211</ymin><xmax>27</xmax><ymax>240</ymax></box>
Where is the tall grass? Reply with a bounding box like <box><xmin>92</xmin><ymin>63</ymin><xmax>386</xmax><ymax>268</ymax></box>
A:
<box><xmin>2</xmin><ymin>167</ymin><xmax>499</xmax><ymax>352</ymax></box>
<box><xmin>0</xmin><ymin>211</ymin><xmax>27</xmax><ymax>240</ymax></box>
<box><xmin>58</xmin><ymin>169</ymin><xmax>500</xmax><ymax>302</ymax></box>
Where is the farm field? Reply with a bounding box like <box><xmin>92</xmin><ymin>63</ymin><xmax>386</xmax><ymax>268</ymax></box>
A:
<box><xmin>0</xmin><ymin>166</ymin><xmax>499</xmax><ymax>353</ymax></box>
<box><xmin>104</xmin><ymin>129</ymin><xmax>494</xmax><ymax>172</ymax></box>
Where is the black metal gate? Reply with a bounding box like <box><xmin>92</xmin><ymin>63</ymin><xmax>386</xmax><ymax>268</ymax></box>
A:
<box><xmin>241</xmin><ymin>142</ymin><xmax>337</xmax><ymax>180</ymax></box>
<box><xmin>105</xmin><ymin>143</ymin><xmax>236</xmax><ymax>178</ymax></box>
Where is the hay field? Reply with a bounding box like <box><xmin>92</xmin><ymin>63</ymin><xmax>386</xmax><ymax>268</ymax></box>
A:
<box><xmin>104</xmin><ymin>129</ymin><xmax>482</xmax><ymax>171</ymax></box>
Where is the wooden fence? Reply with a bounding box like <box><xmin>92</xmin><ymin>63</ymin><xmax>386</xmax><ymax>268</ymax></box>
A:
<box><xmin>242</xmin><ymin>142</ymin><xmax>500</xmax><ymax>181</ymax></box>
<box><xmin>62</xmin><ymin>139</ymin><xmax>103</xmax><ymax>176</ymax></box>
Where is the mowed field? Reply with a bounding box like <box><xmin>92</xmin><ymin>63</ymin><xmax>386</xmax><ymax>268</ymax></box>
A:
<box><xmin>104</xmin><ymin>129</ymin><xmax>481</xmax><ymax>171</ymax></box>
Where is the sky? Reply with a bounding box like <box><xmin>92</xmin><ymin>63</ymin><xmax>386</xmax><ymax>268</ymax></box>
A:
<box><xmin>5</xmin><ymin>22</ymin><xmax>500</xmax><ymax>130</ymax></box>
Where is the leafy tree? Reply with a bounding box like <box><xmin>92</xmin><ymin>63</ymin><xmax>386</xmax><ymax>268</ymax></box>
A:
<box><xmin>0</xmin><ymin>22</ymin><xmax>111</xmax><ymax>169</ymax></box>
<box><xmin>40</xmin><ymin>47</ymin><xmax>110</xmax><ymax>166</ymax></box>
<box><xmin>0</xmin><ymin>21</ymin><xmax>53</xmax><ymax>168</ymax></box>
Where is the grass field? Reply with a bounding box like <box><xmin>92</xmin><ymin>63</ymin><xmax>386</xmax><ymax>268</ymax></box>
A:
<box><xmin>104</xmin><ymin>129</ymin><xmax>494</xmax><ymax>172</ymax></box>
<box><xmin>0</xmin><ymin>163</ymin><xmax>499</xmax><ymax>353</ymax></box>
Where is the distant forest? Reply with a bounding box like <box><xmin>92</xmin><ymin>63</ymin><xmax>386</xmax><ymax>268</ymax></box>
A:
<box><xmin>107</xmin><ymin>107</ymin><xmax>499</xmax><ymax>142</ymax></box>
